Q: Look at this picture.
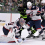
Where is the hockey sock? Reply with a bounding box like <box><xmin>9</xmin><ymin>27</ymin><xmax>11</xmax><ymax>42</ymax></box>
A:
<box><xmin>31</xmin><ymin>27</ymin><xmax>36</xmax><ymax>34</ymax></box>
<box><xmin>39</xmin><ymin>28</ymin><xmax>45</xmax><ymax>35</ymax></box>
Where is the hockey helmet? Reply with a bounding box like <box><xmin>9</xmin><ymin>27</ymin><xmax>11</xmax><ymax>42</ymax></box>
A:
<box><xmin>27</xmin><ymin>2</ymin><xmax>32</xmax><ymax>8</ymax></box>
<box><xmin>19</xmin><ymin>18</ymin><xmax>25</xmax><ymax>26</ymax></box>
<box><xmin>41</xmin><ymin>1</ymin><xmax>45</xmax><ymax>4</ymax></box>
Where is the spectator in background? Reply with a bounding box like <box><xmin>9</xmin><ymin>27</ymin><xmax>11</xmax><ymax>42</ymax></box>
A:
<box><xmin>5</xmin><ymin>0</ymin><xmax>8</xmax><ymax>6</ymax></box>
<box><xmin>0</xmin><ymin>7</ymin><xmax>1</xmax><ymax>11</ymax></box>
<box><xmin>8</xmin><ymin>0</ymin><xmax>13</xmax><ymax>7</ymax></box>
<box><xmin>8</xmin><ymin>0</ymin><xmax>14</xmax><ymax>11</ymax></box>
<box><xmin>31</xmin><ymin>0</ymin><xmax>35</xmax><ymax>4</ymax></box>
<box><xmin>12</xmin><ymin>0</ymin><xmax>18</xmax><ymax>6</ymax></box>
<box><xmin>9</xmin><ymin>0</ymin><xmax>12</xmax><ymax>2</ymax></box>
<box><xmin>3</xmin><ymin>6</ymin><xmax>6</xmax><ymax>11</ymax></box>
<box><xmin>36</xmin><ymin>0</ymin><xmax>40</xmax><ymax>5</ymax></box>
<box><xmin>14</xmin><ymin>0</ymin><xmax>18</xmax><ymax>6</ymax></box>
<box><xmin>12</xmin><ymin>0</ymin><xmax>17</xmax><ymax>3</ymax></box>
<box><xmin>15</xmin><ymin>0</ymin><xmax>17</xmax><ymax>3</ymax></box>
<box><xmin>6</xmin><ymin>6</ymin><xmax>9</xmax><ymax>11</ymax></box>
<box><xmin>12</xmin><ymin>0</ymin><xmax>15</xmax><ymax>3</ymax></box>
<box><xmin>12</xmin><ymin>0</ymin><xmax>18</xmax><ymax>12</ymax></box>
<box><xmin>0</xmin><ymin>0</ymin><xmax>1</xmax><ymax>2</ymax></box>
<box><xmin>1</xmin><ymin>0</ymin><xmax>4</xmax><ymax>6</ymax></box>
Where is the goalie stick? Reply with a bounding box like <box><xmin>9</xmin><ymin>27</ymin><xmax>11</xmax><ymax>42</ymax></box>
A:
<box><xmin>7</xmin><ymin>28</ymin><xmax>23</xmax><ymax>45</ymax></box>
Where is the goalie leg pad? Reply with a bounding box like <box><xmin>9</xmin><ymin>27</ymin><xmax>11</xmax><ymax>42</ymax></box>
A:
<box><xmin>3</xmin><ymin>27</ymin><xmax>9</xmax><ymax>35</ymax></box>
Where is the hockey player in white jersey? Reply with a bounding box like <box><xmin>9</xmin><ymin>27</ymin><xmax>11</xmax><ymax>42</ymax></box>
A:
<box><xmin>26</xmin><ymin>2</ymin><xmax>41</xmax><ymax>38</ymax></box>
<box><xmin>3</xmin><ymin>22</ymin><xmax>14</xmax><ymax>36</ymax></box>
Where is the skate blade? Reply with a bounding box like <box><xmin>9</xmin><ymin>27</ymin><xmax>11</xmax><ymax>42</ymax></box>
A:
<box><xmin>42</xmin><ymin>38</ymin><xmax>45</xmax><ymax>40</ymax></box>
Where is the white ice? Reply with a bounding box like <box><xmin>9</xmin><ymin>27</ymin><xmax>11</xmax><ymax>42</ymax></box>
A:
<box><xmin>0</xmin><ymin>26</ymin><xmax>45</xmax><ymax>45</ymax></box>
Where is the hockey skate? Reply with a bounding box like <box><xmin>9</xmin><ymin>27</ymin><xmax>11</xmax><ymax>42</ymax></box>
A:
<box><xmin>26</xmin><ymin>29</ymin><xmax>36</xmax><ymax>38</ymax></box>
<box><xmin>33</xmin><ymin>30</ymin><xmax>40</xmax><ymax>38</ymax></box>
<box><xmin>26</xmin><ymin>32</ymin><xmax>33</xmax><ymax>38</ymax></box>
<box><xmin>42</xmin><ymin>30</ymin><xmax>45</xmax><ymax>40</ymax></box>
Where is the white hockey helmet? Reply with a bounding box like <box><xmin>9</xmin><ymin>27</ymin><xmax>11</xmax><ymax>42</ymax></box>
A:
<box><xmin>27</xmin><ymin>2</ymin><xmax>32</xmax><ymax>8</ymax></box>
<box><xmin>41</xmin><ymin>1</ymin><xmax>45</xmax><ymax>4</ymax></box>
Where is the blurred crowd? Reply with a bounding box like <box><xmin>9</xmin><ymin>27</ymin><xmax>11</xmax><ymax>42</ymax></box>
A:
<box><xmin>0</xmin><ymin>0</ymin><xmax>18</xmax><ymax>12</ymax></box>
<box><xmin>0</xmin><ymin>0</ymin><xmax>43</xmax><ymax>13</ymax></box>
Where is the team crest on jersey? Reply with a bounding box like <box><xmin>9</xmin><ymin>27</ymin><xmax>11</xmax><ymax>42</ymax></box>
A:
<box><xmin>33</xmin><ymin>6</ymin><xmax>35</xmax><ymax>8</ymax></box>
<box><xmin>28</xmin><ymin>22</ymin><xmax>30</xmax><ymax>24</ymax></box>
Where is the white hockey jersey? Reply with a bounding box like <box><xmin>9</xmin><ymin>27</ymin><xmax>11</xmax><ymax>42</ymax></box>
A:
<box><xmin>3</xmin><ymin>23</ymin><xmax>13</xmax><ymax>30</ymax></box>
<box><xmin>26</xmin><ymin>7</ymin><xmax>41</xmax><ymax>20</ymax></box>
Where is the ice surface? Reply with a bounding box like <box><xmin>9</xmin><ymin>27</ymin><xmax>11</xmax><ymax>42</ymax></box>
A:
<box><xmin>0</xmin><ymin>26</ymin><xmax>45</xmax><ymax>45</ymax></box>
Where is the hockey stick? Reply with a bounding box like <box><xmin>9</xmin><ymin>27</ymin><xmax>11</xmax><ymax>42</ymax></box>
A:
<box><xmin>9</xmin><ymin>28</ymin><xmax>23</xmax><ymax>45</ymax></box>
<box><xmin>13</xmin><ymin>28</ymin><xmax>23</xmax><ymax>45</ymax></box>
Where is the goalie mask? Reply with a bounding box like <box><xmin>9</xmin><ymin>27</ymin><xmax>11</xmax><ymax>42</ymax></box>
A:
<box><xmin>19</xmin><ymin>18</ymin><xmax>25</xmax><ymax>26</ymax></box>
